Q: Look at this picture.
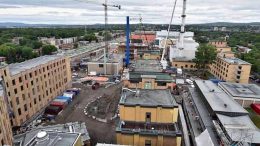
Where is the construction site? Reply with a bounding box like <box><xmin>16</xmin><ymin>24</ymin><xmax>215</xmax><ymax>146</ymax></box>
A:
<box><xmin>53</xmin><ymin>82</ymin><xmax>122</xmax><ymax>145</ymax></box>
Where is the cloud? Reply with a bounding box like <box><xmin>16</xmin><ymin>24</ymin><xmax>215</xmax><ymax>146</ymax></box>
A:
<box><xmin>0</xmin><ymin>0</ymin><xmax>259</xmax><ymax>24</ymax></box>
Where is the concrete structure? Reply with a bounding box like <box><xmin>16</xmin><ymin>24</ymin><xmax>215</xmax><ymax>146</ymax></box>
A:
<box><xmin>170</xmin><ymin>39</ymin><xmax>199</xmax><ymax>61</ymax></box>
<box><xmin>0</xmin><ymin>55</ymin><xmax>72</xmax><ymax>127</ymax></box>
<box><xmin>156</xmin><ymin>30</ymin><xmax>199</xmax><ymax>70</ymax></box>
<box><xmin>0</xmin><ymin>79</ymin><xmax>13</xmax><ymax>146</ymax></box>
<box><xmin>87</xmin><ymin>54</ymin><xmax>123</xmax><ymax>75</ymax></box>
<box><xmin>116</xmin><ymin>89</ymin><xmax>182</xmax><ymax>146</ymax></box>
<box><xmin>209</xmin><ymin>56</ymin><xmax>251</xmax><ymax>83</ymax></box>
<box><xmin>14</xmin><ymin>122</ymin><xmax>90</xmax><ymax>146</ymax></box>
<box><xmin>123</xmin><ymin>60</ymin><xmax>175</xmax><ymax>90</ymax></box>
<box><xmin>219</xmin><ymin>82</ymin><xmax>260</xmax><ymax>107</ymax></box>
<box><xmin>182</xmin><ymin>80</ymin><xmax>260</xmax><ymax>146</ymax></box>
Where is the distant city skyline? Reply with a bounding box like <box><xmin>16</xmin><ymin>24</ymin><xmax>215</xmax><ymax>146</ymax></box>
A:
<box><xmin>0</xmin><ymin>0</ymin><xmax>260</xmax><ymax>25</ymax></box>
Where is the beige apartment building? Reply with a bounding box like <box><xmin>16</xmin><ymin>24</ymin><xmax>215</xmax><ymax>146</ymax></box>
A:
<box><xmin>0</xmin><ymin>80</ymin><xmax>13</xmax><ymax>146</ymax></box>
<box><xmin>209</xmin><ymin>41</ymin><xmax>232</xmax><ymax>53</ymax></box>
<box><xmin>209</xmin><ymin>55</ymin><xmax>251</xmax><ymax>83</ymax></box>
<box><xmin>0</xmin><ymin>55</ymin><xmax>72</xmax><ymax>127</ymax></box>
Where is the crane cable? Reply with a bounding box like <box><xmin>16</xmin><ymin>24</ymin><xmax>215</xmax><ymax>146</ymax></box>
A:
<box><xmin>161</xmin><ymin>0</ymin><xmax>178</xmax><ymax>62</ymax></box>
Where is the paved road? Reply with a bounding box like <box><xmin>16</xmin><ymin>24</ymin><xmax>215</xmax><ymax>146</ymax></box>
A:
<box><xmin>54</xmin><ymin>82</ymin><xmax>122</xmax><ymax>145</ymax></box>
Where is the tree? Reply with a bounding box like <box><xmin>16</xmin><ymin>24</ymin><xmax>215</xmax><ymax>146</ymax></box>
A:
<box><xmin>31</xmin><ymin>41</ymin><xmax>43</xmax><ymax>49</ymax></box>
<box><xmin>193</xmin><ymin>44</ymin><xmax>217</xmax><ymax>76</ymax></box>
<box><xmin>21</xmin><ymin>46</ymin><xmax>34</xmax><ymax>60</ymax></box>
<box><xmin>42</xmin><ymin>45</ymin><xmax>57</xmax><ymax>55</ymax></box>
<box><xmin>84</xmin><ymin>33</ymin><xmax>97</xmax><ymax>42</ymax></box>
<box><xmin>243</xmin><ymin>48</ymin><xmax>260</xmax><ymax>73</ymax></box>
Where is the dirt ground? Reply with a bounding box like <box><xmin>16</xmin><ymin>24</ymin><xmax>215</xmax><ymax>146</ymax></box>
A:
<box><xmin>54</xmin><ymin>82</ymin><xmax>122</xmax><ymax>145</ymax></box>
<box><xmin>86</xmin><ymin>88</ymin><xmax>121</xmax><ymax>119</ymax></box>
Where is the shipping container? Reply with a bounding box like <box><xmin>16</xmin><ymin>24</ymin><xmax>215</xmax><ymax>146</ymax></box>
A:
<box><xmin>56</xmin><ymin>96</ymin><xmax>72</xmax><ymax>103</ymax></box>
<box><xmin>44</xmin><ymin>105</ymin><xmax>62</xmax><ymax>116</ymax></box>
<box><xmin>66</xmin><ymin>88</ymin><xmax>80</xmax><ymax>95</ymax></box>
<box><xmin>50</xmin><ymin>101</ymin><xmax>67</xmax><ymax>109</ymax></box>
<box><xmin>63</xmin><ymin>92</ymin><xmax>75</xmax><ymax>99</ymax></box>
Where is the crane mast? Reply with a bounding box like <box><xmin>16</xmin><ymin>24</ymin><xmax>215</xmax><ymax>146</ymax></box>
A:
<box><xmin>178</xmin><ymin>0</ymin><xmax>187</xmax><ymax>57</ymax></box>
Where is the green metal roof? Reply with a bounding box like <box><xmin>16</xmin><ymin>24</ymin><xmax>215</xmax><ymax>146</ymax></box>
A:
<box><xmin>129</xmin><ymin>72</ymin><xmax>173</xmax><ymax>81</ymax></box>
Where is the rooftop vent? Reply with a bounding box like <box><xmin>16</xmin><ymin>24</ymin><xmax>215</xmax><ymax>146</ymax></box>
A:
<box><xmin>224</xmin><ymin>104</ymin><xmax>227</xmax><ymax>108</ymax></box>
<box><xmin>210</xmin><ymin>89</ymin><xmax>215</xmax><ymax>92</ymax></box>
<box><xmin>36</xmin><ymin>131</ymin><xmax>49</xmax><ymax>142</ymax></box>
<box><xmin>135</xmin><ymin>90</ymin><xmax>140</xmax><ymax>97</ymax></box>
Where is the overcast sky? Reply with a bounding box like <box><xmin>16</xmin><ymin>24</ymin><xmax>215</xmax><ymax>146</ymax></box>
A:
<box><xmin>0</xmin><ymin>0</ymin><xmax>259</xmax><ymax>24</ymax></box>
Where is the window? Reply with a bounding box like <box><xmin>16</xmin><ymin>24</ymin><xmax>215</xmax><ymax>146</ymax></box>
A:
<box><xmin>34</xmin><ymin>98</ymin><xmax>37</xmax><ymax>104</ymax></box>
<box><xmin>20</xmin><ymin>85</ymin><xmax>24</xmax><ymax>91</ymax></box>
<box><xmin>19</xmin><ymin>77</ymin><xmax>22</xmax><ymax>83</ymax></box>
<box><xmin>99</xmin><ymin>64</ymin><xmax>104</xmax><ymax>68</ymax></box>
<box><xmin>32</xmin><ymin>88</ymin><xmax>35</xmax><ymax>95</ymax></box>
<box><xmin>31</xmin><ymin>81</ymin><xmax>34</xmax><ymax>86</ymax></box>
<box><xmin>16</xmin><ymin>97</ymin><xmax>19</xmax><ymax>104</ymax></box>
<box><xmin>18</xmin><ymin>108</ymin><xmax>21</xmax><ymax>115</ymax></box>
<box><xmin>145</xmin><ymin>140</ymin><xmax>151</xmax><ymax>146</ymax></box>
<box><xmin>24</xmin><ymin>104</ymin><xmax>27</xmax><ymax>112</ymax></box>
<box><xmin>157</xmin><ymin>82</ymin><xmax>167</xmax><ymax>86</ymax></box>
<box><xmin>185</xmin><ymin>65</ymin><xmax>188</xmax><ymax>68</ymax></box>
<box><xmin>29</xmin><ymin>73</ymin><xmax>32</xmax><ymax>78</ymax></box>
<box><xmin>14</xmin><ymin>88</ymin><xmax>17</xmax><ymax>94</ymax></box>
<box><xmin>4</xmin><ymin>70</ymin><xmax>7</xmax><ymax>76</ymax></box>
<box><xmin>145</xmin><ymin>112</ymin><xmax>151</xmax><ymax>123</ymax></box>
<box><xmin>22</xmin><ymin>94</ymin><xmax>25</xmax><ymax>101</ymax></box>
<box><xmin>12</xmin><ymin>79</ymin><xmax>15</xmax><ymax>85</ymax></box>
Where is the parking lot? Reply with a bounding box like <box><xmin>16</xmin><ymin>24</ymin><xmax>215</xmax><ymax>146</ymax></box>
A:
<box><xmin>52</xmin><ymin>82</ymin><xmax>122</xmax><ymax>145</ymax></box>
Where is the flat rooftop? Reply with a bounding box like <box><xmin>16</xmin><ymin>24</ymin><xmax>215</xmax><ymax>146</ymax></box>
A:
<box><xmin>14</xmin><ymin>131</ymin><xmax>80</xmax><ymax>146</ymax></box>
<box><xmin>130</xmin><ymin>60</ymin><xmax>163</xmax><ymax>72</ymax></box>
<box><xmin>8</xmin><ymin>55</ymin><xmax>64</xmax><ymax>76</ymax></box>
<box><xmin>219</xmin><ymin>82</ymin><xmax>260</xmax><ymax>99</ymax></box>
<box><xmin>195</xmin><ymin>80</ymin><xmax>248</xmax><ymax>115</ymax></box>
<box><xmin>14</xmin><ymin>122</ymin><xmax>90</xmax><ymax>146</ymax></box>
<box><xmin>88</xmin><ymin>54</ymin><xmax>123</xmax><ymax>64</ymax></box>
<box><xmin>216</xmin><ymin>114</ymin><xmax>260</xmax><ymax>144</ymax></box>
<box><xmin>120</xmin><ymin>89</ymin><xmax>177</xmax><ymax>107</ymax></box>
<box><xmin>222</xmin><ymin>57</ymin><xmax>251</xmax><ymax>65</ymax></box>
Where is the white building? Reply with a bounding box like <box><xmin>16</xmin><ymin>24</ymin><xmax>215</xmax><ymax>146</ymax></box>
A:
<box><xmin>155</xmin><ymin>30</ymin><xmax>194</xmax><ymax>49</ymax></box>
<box><xmin>170</xmin><ymin>38</ymin><xmax>199</xmax><ymax>61</ymax></box>
<box><xmin>155</xmin><ymin>30</ymin><xmax>199</xmax><ymax>62</ymax></box>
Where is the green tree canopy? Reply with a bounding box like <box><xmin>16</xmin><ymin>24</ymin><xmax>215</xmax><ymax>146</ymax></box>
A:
<box><xmin>0</xmin><ymin>43</ymin><xmax>37</xmax><ymax>63</ymax></box>
<box><xmin>193</xmin><ymin>44</ymin><xmax>217</xmax><ymax>75</ymax></box>
<box><xmin>42</xmin><ymin>45</ymin><xmax>57</xmax><ymax>55</ymax></box>
<box><xmin>243</xmin><ymin>48</ymin><xmax>260</xmax><ymax>73</ymax></box>
<box><xmin>83</xmin><ymin>33</ymin><xmax>97</xmax><ymax>42</ymax></box>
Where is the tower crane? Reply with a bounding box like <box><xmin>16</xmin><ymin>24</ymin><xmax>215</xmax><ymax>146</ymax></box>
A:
<box><xmin>160</xmin><ymin>0</ymin><xmax>178</xmax><ymax>69</ymax></box>
<box><xmin>130</xmin><ymin>14</ymin><xmax>148</xmax><ymax>45</ymax></box>
<box><xmin>75</xmin><ymin>0</ymin><xmax>121</xmax><ymax>75</ymax></box>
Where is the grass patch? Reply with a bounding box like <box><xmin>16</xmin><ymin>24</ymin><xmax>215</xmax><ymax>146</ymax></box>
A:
<box><xmin>246</xmin><ymin>107</ymin><xmax>260</xmax><ymax>128</ymax></box>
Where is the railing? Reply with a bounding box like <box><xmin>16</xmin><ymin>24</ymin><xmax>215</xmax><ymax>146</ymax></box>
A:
<box><xmin>117</xmin><ymin>127</ymin><xmax>179</xmax><ymax>136</ymax></box>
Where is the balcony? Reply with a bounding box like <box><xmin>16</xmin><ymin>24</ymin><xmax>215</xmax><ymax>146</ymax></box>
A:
<box><xmin>116</xmin><ymin>121</ymin><xmax>182</xmax><ymax>136</ymax></box>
